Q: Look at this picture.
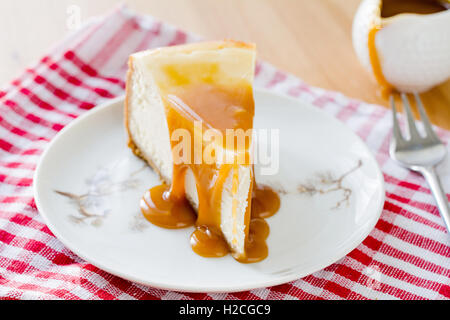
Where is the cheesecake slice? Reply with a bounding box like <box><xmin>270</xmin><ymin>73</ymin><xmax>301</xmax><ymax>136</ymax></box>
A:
<box><xmin>125</xmin><ymin>41</ymin><xmax>257</xmax><ymax>260</ymax></box>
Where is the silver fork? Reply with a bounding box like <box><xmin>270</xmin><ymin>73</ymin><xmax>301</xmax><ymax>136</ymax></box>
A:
<box><xmin>390</xmin><ymin>93</ymin><xmax>450</xmax><ymax>233</ymax></box>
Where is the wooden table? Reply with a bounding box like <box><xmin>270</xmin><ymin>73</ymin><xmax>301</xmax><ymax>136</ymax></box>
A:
<box><xmin>1</xmin><ymin>0</ymin><xmax>449</xmax><ymax>128</ymax></box>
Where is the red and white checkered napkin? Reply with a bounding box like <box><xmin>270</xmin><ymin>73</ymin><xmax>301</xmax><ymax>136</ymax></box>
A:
<box><xmin>0</xmin><ymin>6</ymin><xmax>449</xmax><ymax>300</ymax></box>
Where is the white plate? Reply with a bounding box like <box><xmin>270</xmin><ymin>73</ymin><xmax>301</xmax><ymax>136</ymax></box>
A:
<box><xmin>34</xmin><ymin>89</ymin><xmax>385</xmax><ymax>293</ymax></box>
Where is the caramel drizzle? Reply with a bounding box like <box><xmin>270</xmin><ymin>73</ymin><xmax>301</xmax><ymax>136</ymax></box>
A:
<box><xmin>368</xmin><ymin>25</ymin><xmax>393</xmax><ymax>98</ymax></box>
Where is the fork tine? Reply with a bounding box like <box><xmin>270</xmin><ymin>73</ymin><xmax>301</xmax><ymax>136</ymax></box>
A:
<box><xmin>390</xmin><ymin>95</ymin><xmax>405</xmax><ymax>143</ymax></box>
<box><xmin>414</xmin><ymin>93</ymin><xmax>440</xmax><ymax>142</ymax></box>
<box><xmin>401</xmin><ymin>93</ymin><xmax>421</xmax><ymax>140</ymax></box>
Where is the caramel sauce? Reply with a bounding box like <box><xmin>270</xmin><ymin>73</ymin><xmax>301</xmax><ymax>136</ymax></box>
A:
<box><xmin>252</xmin><ymin>183</ymin><xmax>281</xmax><ymax>219</ymax></box>
<box><xmin>141</xmin><ymin>183</ymin><xmax>196</xmax><ymax>229</ymax></box>
<box><xmin>234</xmin><ymin>218</ymin><xmax>270</xmax><ymax>263</ymax></box>
<box><xmin>381</xmin><ymin>0</ymin><xmax>448</xmax><ymax>18</ymax></box>
<box><xmin>368</xmin><ymin>0</ymin><xmax>448</xmax><ymax>97</ymax></box>
<box><xmin>368</xmin><ymin>26</ymin><xmax>393</xmax><ymax>98</ymax></box>
<box><xmin>140</xmin><ymin>60</ymin><xmax>280</xmax><ymax>263</ymax></box>
<box><xmin>190</xmin><ymin>226</ymin><xmax>229</xmax><ymax>257</ymax></box>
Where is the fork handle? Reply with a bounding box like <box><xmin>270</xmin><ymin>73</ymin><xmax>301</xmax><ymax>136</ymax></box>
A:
<box><xmin>419</xmin><ymin>166</ymin><xmax>450</xmax><ymax>234</ymax></box>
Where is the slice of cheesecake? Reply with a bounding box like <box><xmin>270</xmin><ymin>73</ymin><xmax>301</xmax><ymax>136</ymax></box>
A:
<box><xmin>125</xmin><ymin>41</ymin><xmax>257</xmax><ymax>260</ymax></box>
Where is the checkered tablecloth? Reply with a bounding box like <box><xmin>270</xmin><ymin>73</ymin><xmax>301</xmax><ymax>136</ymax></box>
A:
<box><xmin>0</xmin><ymin>6</ymin><xmax>449</xmax><ymax>300</ymax></box>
